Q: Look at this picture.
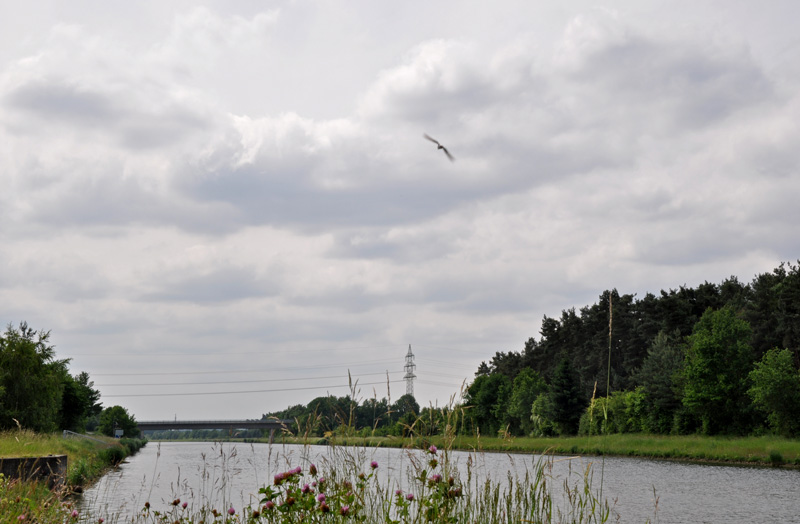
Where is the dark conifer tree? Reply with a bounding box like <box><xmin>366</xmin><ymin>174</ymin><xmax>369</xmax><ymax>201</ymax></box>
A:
<box><xmin>549</xmin><ymin>357</ymin><xmax>586</xmax><ymax>435</ymax></box>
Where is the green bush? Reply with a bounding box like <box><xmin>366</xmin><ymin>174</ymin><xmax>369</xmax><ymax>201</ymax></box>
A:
<box><xmin>579</xmin><ymin>389</ymin><xmax>647</xmax><ymax>436</ymax></box>
<box><xmin>530</xmin><ymin>393</ymin><xmax>557</xmax><ymax>437</ymax></box>
<box><xmin>120</xmin><ymin>437</ymin><xmax>147</xmax><ymax>454</ymax></box>
<box><xmin>67</xmin><ymin>458</ymin><xmax>90</xmax><ymax>486</ymax></box>
<box><xmin>101</xmin><ymin>446</ymin><xmax>126</xmax><ymax>465</ymax></box>
<box><xmin>769</xmin><ymin>450</ymin><xmax>784</xmax><ymax>466</ymax></box>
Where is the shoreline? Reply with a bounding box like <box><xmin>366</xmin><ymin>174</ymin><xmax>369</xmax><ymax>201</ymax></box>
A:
<box><xmin>147</xmin><ymin>432</ymin><xmax>800</xmax><ymax>469</ymax></box>
<box><xmin>0</xmin><ymin>430</ymin><xmax>147</xmax><ymax>521</ymax></box>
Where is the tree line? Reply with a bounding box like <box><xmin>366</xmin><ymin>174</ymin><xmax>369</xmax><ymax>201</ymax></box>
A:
<box><xmin>262</xmin><ymin>392</ymin><xmax>459</xmax><ymax>438</ymax></box>
<box><xmin>0</xmin><ymin>322</ymin><xmax>138</xmax><ymax>437</ymax></box>
<box><xmin>462</xmin><ymin>261</ymin><xmax>800</xmax><ymax>437</ymax></box>
<box><xmin>262</xmin><ymin>262</ymin><xmax>800</xmax><ymax>440</ymax></box>
<box><xmin>9</xmin><ymin>260</ymin><xmax>798</xmax><ymax>441</ymax></box>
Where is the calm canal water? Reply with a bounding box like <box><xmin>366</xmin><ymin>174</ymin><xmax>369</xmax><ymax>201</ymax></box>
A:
<box><xmin>80</xmin><ymin>441</ymin><xmax>800</xmax><ymax>523</ymax></box>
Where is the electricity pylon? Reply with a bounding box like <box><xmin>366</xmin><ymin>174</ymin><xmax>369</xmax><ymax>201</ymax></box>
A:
<box><xmin>403</xmin><ymin>344</ymin><xmax>416</xmax><ymax>398</ymax></box>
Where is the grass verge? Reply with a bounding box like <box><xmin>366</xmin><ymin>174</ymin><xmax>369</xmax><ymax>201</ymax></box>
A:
<box><xmin>255</xmin><ymin>433</ymin><xmax>800</xmax><ymax>467</ymax></box>
<box><xmin>0</xmin><ymin>429</ymin><xmax>147</xmax><ymax>523</ymax></box>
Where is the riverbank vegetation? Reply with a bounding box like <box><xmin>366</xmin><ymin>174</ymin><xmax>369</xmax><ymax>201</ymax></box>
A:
<box><xmin>0</xmin><ymin>429</ymin><xmax>146</xmax><ymax>523</ymax></box>
<box><xmin>0</xmin><ymin>322</ymin><xmax>144</xmax><ymax>523</ymax></box>
<box><xmin>261</xmin><ymin>262</ymin><xmax>800</xmax><ymax>450</ymax></box>
<box><xmin>147</xmin><ymin>426</ymin><xmax>800</xmax><ymax>467</ymax></box>
<box><xmin>0</xmin><ymin>429</ymin><xmax>146</xmax><ymax>486</ymax></box>
<box><xmin>0</xmin><ymin>322</ymin><xmax>140</xmax><ymax>438</ymax></box>
<box><xmin>243</xmin><ymin>433</ymin><xmax>798</xmax><ymax>467</ymax></box>
<box><xmin>99</xmin><ymin>438</ymin><xmax>622</xmax><ymax>523</ymax></box>
<box><xmin>462</xmin><ymin>261</ymin><xmax>800</xmax><ymax>439</ymax></box>
<box><xmin>0</xmin><ymin>322</ymin><xmax>103</xmax><ymax>433</ymax></box>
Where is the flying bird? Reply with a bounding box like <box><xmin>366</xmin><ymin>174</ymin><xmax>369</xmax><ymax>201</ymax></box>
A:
<box><xmin>424</xmin><ymin>134</ymin><xmax>455</xmax><ymax>161</ymax></box>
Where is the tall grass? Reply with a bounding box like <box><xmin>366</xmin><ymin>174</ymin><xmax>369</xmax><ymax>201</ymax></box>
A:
<box><xmin>108</xmin><ymin>442</ymin><xmax>616</xmax><ymax>524</ymax></box>
<box><xmin>0</xmin><ymin>474</ymin><xmax>81</xmax><ymax>524</ymax></box>
<box><xmin>1</xmin><ymin>429</ymin><xmax>147</xmax><ymax>523</ymax></box>
<box><xmin>91</xmin><ymin>397</ymin><xmax>621</xmax><ymax>524</ymax></box>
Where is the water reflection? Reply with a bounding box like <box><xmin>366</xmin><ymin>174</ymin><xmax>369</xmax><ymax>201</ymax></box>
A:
<box><xmin>80</xmin><ymin>441</ymin><xmax>800</xmax><ymax>523</ymax></box>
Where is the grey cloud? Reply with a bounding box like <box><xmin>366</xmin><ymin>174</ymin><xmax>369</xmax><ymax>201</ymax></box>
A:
<box><xmin>0</xmin><ymin>249</ymin><xmax>112</xmax><ymax>302</ymax></box>
<box><xmin>4</xmin><ymin>78</ymin><xmax>211</xmax><ymax>150</ymax></box>
<box><xmin>287</xmin><ymin>285</ymin><xmax>391</xmax><ymax>314</ymax></box>
<box><xmin>282</xmin><ymin>261</ymin><xmax>549</xmax><ymax>317</ymax></box>
<box><xmin>175</xmin><ymin>153</ymin><xmax>493</xmax><ymax>232</ymax></box>
<box><xmin>566</xmin><ymin>33</ymin><xmax>773</xmax><ymax>130</ymax></box>
<box><xmin>5</xmin><ymin>80</ymin><xmax>120</xmax><ymax>124</ymax></box>
<box><xmin>329</xmin><ymin>229</ymin><xmax>458</xmax><ymax>262</ymax></box>
<box><xmin>117</xmin><ymin>108</ymin><xmax>210</xmax><ymax>150</ymax></box>
<box><xmin>426</xmin><ymin>277</ymin><xmax>543</xmax><ymax>315</ymax></box>
<box><xmin>139</xmin><ymin>266</ymin><xmax>280</xmax><ymax>304</ymax></box>
<box><xmin>631</xmin><ymin>216</ymin><xmax>762</xmax><ymax>267</ymax></box>
<box><xmin>12</xmin><ymin>29</ymin><xmax>776</xmax><ymax>238</ymax></box>
<box><xmin>20</xmin><ymin>162</ymin><xmax>243</xmax><ymax>235</ymax></box>
<box><xmin>746</xmin><ymin>190</ymin><xmax>800</xmax><ymax>256</ymax></box>
<box><xmin>26</xmin><ymin>173</ymin><xmax>172</xmax><ymax>230</ymax></box>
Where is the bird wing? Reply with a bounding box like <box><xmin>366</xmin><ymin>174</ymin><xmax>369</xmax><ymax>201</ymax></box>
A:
<box><xmin>423</xmin><ymin>134</ymin><xmax>440</xmax><ymax>145</ymax></box>
<box><xmin>442</xmin><ymin>147</ymin><xmax>455</xmax><ymax>162</ymax></box>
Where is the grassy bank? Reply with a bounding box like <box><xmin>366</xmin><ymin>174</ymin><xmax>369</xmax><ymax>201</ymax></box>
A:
<box><xmin>262</xmin><ymin>433</ymin><xmax>800</xmax><ymax>467</ymax></box>
<box><xmin>0</xmin><ymin>429</ymin><xmax>147</xmax><ymax>523</ymax></box>
<box><xmin>445</xmin><ymin>434</ymin><xmax>800</xmax><ymax>466</ymax></box>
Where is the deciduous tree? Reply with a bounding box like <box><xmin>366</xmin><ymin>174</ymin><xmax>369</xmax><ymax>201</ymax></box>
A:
<box><xmin>682</xmin><ymin>307</ymin><xmax>754</xmax><ymax>434</ymax></box>
<box><xmin>0</xmin><ymin>323</ymin><xmax>68</xmax><ymax>432</ymax></box>
<box><xmin>748</xmin><ymin>348</ymin><xmax>800</xmax><ymax>436</ymax></box>
<box><xmin>464</xmin><ymin>373</ymin><xmax>511</xmax><ymax>435</ymax></box>
<box><xmin>98</xmin><ymin>405</ymin><xmax>138</xmax><ymax>437</ymax></box>
<box><xmin>507</xmin><ymin>368</ymin><xmax>547</xmax><ymax>435</ymax></box>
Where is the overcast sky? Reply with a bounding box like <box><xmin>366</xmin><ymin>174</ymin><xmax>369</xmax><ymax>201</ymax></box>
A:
<box><xmin>1</xmin><ymin>1</ymin><xmax>799</xmax><ymax>422</ymax></box>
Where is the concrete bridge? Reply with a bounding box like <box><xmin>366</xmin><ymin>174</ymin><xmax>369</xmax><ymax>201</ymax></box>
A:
<box><xmin>137</xmin><ymin>419</ymin><xmax>292</xmax><ymax>440</ymax></box>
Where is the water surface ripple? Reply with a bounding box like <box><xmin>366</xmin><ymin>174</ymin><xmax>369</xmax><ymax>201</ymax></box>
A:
<box><xmin>80</xmin><ymin>442</ymin><xmax>800</xmax><ymax>523</ymax></box>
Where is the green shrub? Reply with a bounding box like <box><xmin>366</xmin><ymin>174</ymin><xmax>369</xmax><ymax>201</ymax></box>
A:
<box><xmin>579</xmin><ymin>389</ymin><xmax>647</xmax><ymax>436</ymax></box>
<box><xmin>120</xmin><ymin>437</ymin><xmax>147</xmax><ymax>454</ymax></box>
<box><xmin>530</xmin><ymin>393</ymin><xmax>557</xmax><ymax>437</ymax></box>
<box><xmin>101</xmin><ymin>446</ymin><xmax>126</xmax><ymax>465</ymax></box>
<box><xmin>769</xmin><ymin>450</ymin><xmax>784</xmax><ymax>466</ymax></box>
<box><xmin>67</xmin><ymin>458</ymin><xmax>90</xmax><ymax>486</ymax></box>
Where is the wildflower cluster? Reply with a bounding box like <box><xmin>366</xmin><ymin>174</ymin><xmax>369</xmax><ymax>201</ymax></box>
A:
<box><xmin>386</xmin><ymin>444</ymin><xmax>464</xmax><ymax>524</ymax></box>
<box><xmin>0</xmin><ymin>473</ymin><xmax>80</xmax><ymax>524</ymax></box>
<box><xmin>252</xmin><ymin>447</ymin><xmax>464</xmax><ymax>524</ymax></box>
<box><xmin>130</xmin><ymin>446</ymin><xmax>467</xmax><ymax>524</ymax></box>
<box><xmin>256</xmin><ymin>459</ymin><xmax>379</xmax><ymax>523</ymax></box>
<box><xmin>138</xmin><ymin>496</ymin><xmax>243</xmax><ymax>524</ymax></box>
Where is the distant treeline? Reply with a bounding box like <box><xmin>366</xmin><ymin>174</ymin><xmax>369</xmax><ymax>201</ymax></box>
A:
<box><xmin>263</xmin><ymin>393</ymin><xmax>452</xmax><ymax>438</ymax></box>
<box><xmin>464</xmin><ymin>260</ymin><xmax>800</xmax><ymax>437</ymax></box>
<box><xmin>263</xmin><ymin>261</ymin><xmax>800</xmax><ymax>440</ymax></box>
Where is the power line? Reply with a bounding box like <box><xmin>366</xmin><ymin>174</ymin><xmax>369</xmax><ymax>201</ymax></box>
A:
<box><xmin>96</xmin><ymin>370</ymin><xmax>461</xmax><ymax>389</ymax></box>
<box><xmin>103</xmin><ymin>379</ymin><xmax>404</xmax><ymax>398</ymax></box>
<box><xmin>97</xmin><ymin>371</ymin><xmax>402</xmax><ymax>387</ymax></box>
<box><xmin>91</xmin><ymin>358</ymin><xmax>398</xmax><ymax>376</ymax></box>
<box><xmin>68</xmin><ymin>344</ymin><xmax>402</xmax><ymax>358</ymax></box>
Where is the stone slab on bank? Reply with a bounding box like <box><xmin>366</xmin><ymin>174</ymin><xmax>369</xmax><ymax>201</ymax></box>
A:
<box><xmin>0</xmin><ymin>454</ymin><xmax>67</xmax><ymax>490</ymax></box>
